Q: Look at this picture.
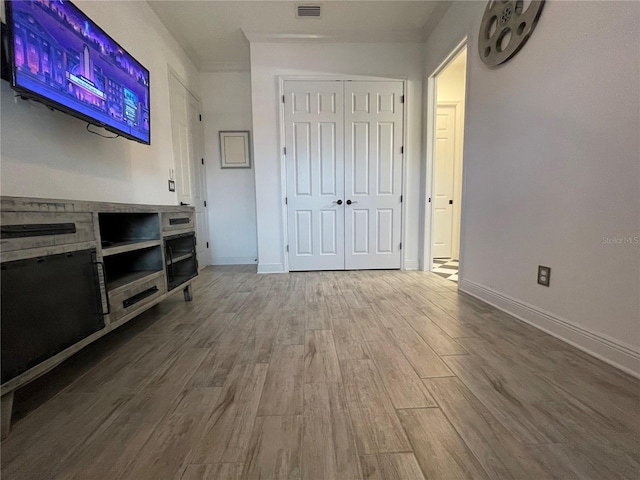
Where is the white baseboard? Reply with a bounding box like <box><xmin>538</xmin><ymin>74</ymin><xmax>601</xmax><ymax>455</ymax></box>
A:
<box><xmin>404</xmin><ymin>260</ymin><xmax>420</xmax><ymax>271</ymax></box>
<box><xmin>257</xmin><ymin>263</ymin><xmax>286</xmax><ymax>274</ymax></box>
<box><xmin>459</xmin><ymin>278</ymin><xmax>640</xmax><ymax>379</ymax></box>
<box><xmin>212</xmin><ymin>256</ymin><xmax>257</xmax><ymax>266</ymax></box>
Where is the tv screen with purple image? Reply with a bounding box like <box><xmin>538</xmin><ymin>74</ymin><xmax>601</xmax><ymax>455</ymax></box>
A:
<box><xmin>7</xmin><ymin>0</ymin><xmax>150</xmax><ymax>144</ymax></box>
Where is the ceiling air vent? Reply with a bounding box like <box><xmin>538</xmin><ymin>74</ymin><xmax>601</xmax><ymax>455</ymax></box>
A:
<box><xmin>296</xmin><ymin>5</ymin><xmax>321</xmax><ymax>18</ymax></box>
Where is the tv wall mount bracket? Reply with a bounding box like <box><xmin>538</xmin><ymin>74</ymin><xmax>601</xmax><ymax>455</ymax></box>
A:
<box><xmin>478</xmin><ymin>0</ymin><xmax>545</xmax><ymax>68</ymax></box>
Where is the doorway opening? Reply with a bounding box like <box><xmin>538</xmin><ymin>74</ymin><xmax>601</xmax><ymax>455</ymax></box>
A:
<box><xmin>428</xmin><ymin>45</ymin><xmax>467</xmax><ymax>283</ymax></box>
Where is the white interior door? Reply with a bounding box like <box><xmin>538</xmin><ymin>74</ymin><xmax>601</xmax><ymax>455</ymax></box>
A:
<box><xmin>169</xmin><ymin>74</ymin><xmax>191</xmax><ymax>206</ymax></box>
<box><xmin>187</xmin><ymin>92</ymin><xmax>209</xmax><ymax>266</ymax></box>
<box><xmin>432</xmin><ymin>104</ymin><xmax>456</xmax><ymax>259</ymax></box>
<box><xmin>344</xmin><ymin>81</ymin><xmax>404</xmax><ymax>270</ymax></box>
<box><xmin>169</xmin><ymin>73</ymin><xmax>209</xmax><ymax>265</ymax></box>
<box><xmin>284</xmin><ymin>81</ymin><xmax>345</xmax><ymax>271</ymax></box>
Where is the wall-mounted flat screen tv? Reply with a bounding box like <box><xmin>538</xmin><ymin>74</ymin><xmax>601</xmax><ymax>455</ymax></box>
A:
<box><xmin>5</xmin><ymin>0</ymin><xmax>150</xmax><ymax>144</ymax></box>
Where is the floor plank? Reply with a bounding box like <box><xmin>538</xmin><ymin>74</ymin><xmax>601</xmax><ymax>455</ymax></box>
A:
<box><xmin>65</xmin><ymin>384</ymin><xmax>186</xmax><ymax>480</ymax></box>
<box><xmin>122</xmin><ymin>388</ymin><xmax>221</xmax><ymax>480</ymax></box>
<box><xmin>304</xmin><ymin>301</ymin><xmax>331</xmax><ymax>330</ymax></box>
<box><xmin>424</xmin><ymin>377</ymin><xmax>550</xmax><ymax>480</ymax></box>
<box><xmin>187</xmin><ymin>344</ymin><xmax>244</xmax><ymax>388</ymax></box>
<box><xmin>192</xmin><ymin>363</ymin><xmax>268</xmax><ymax>464</ymax></box>
<box><xmin>237</xmin><ymin>314</ymin><xmax>280</xmax><ymax>364</ymax></box>
<box><xmin>443</xmin><ymin>354</ymin><xmax>567</xmax><ymax>444</ymax></box>
<box><xmin>360</xmin><ymin>453</ymin><xmax>426</xmax><ymax>480</ymax></box>
<box><xmin>303</xmin><ymin>383</ymin><xmax>362</xmax><ymax>480</ymax></box>
<box><xmin>180</xmin><ymin>463</ymin><xmax>243</xmax><ymax>480</ymax></box>
<box><xmin>341</xmin><ymin>359</ymin><xmax>411</xmax><ymax>454</ymax></box>
<box><xmin>420</xmin><ymin>301</ymin><xmax>477</xmax><ymax>338</ymax></box>
<box><xmin>386</xmin><ymin>325</ymin><xmax>454</xmax><ymax>378</ymax></box>
<box><xmin>531</xmin><ymin>443</ymin><xmax>640</xmax><ymax>480</ymax></box>
<box><xmin>349</xmin><ymin>309</ymin><xmax>389</xmax><ymax>343</ymax></box>
<box><xmin>242</xmin><ymin>415</ymin><xmax>303</xmax><ymax>480</ymax></box>
<box><xmin>398</xmin><ymin>408</ymin><xmax>489</xmax><ymax>480</ymax></box>
<box><xmin>331</xmin><ymin>314</ymin><xmax>371</xmax><ymax>362</ymax></box>
<box><xmin>276</xmin><ymin>312</ymin><xmax>305</xmax><ymax>346</ymax></box>
<box><xmin>403</xmin><ymin>315</ymin><xmax>468</xmax><ymax>356</ymax></box>
<box><xmin>257</xmin><ymin>345</ymin><xmax>304</xmax><ymax>416</ymax></box>
<box><xmin>2</xmin><ymin>392</ymin><xmax>131</xmax><ymax>480</ymax></box>
<box><xmin>366</xmin><ymin>338</ymin><xmax>438</xmax><ymax>409</ymax></box>
<box><xmin>304</xmin><ymin>330</ymin><xmax>342</xmax><ymax>383</ymax></box>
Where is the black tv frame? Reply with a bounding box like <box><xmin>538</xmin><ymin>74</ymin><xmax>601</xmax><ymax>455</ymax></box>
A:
<box><xmin>4</xmin><ymin>0</ymin><xmax>151</xmax><ymax>145</ymax></box>
<box><xmin>1</xmin><ymin>22</ymin><xmax>10</xmax><ymax>82</ymax></box>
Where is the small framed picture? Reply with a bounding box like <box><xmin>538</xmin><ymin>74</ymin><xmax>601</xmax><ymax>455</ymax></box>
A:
<box><xmin>219</xmin><ymin>131</ymin><xmax>251</xmax><ymax>168</ymax></box>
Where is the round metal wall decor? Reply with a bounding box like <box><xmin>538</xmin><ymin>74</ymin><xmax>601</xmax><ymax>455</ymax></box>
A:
<box><xmin>478</xmin><ymin>0</ymin><xmax>545</xmax><ymax>68</ymax></box>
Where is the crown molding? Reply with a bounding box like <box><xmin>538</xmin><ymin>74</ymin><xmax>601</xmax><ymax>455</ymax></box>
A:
<box><xmin>242</xmin><ymin>29</ymin><xmax>424</xmax><ymax>44</ymax></box>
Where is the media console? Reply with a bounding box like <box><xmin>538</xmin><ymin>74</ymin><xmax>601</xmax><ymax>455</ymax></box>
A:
<box><xmin>0</xmin><ymin>196</ymin><xmax>199</xmax><ymax>439</ymax></box>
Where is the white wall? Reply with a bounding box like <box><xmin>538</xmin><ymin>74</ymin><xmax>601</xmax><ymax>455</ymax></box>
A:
<box><xmin>249</xmin><ymin>42</ymin><xmax>424</xmax><ymax>273</ymax></box>
<box><xmin>200</xmin><ymin>72</ymin><xmax>258</xmax><ymax>265</ymax></box>
<box><xmin>1</xmin><ymin>1</ymin><xmax>199</xmax><ymax>205</ymax></box>
<box><xmin>437</xmin><ymin>63</ymin><xmax>466</xmax><ymax>104</ymax></box>
<box><xmin>425</xmin><ymin>1</ymin><xmax>640</xmax><ymax>375</ymax></box>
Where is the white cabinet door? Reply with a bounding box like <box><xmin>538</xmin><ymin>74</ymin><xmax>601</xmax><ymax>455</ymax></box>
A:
<box><xmin>344</xmin><ymin>81</ymin><xmax>404</xmax><ymax>270</ymax></box>
<box><xmin>284</xmin><ymin>81</ymin><xmax>345</xmax><ymax>271</ymax></box>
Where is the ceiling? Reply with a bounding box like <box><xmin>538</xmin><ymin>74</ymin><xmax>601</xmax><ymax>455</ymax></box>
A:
<box><xmin>147</xmin><ymin>1</ymin><xmax>453</xmax><ymax>72</ymax></box>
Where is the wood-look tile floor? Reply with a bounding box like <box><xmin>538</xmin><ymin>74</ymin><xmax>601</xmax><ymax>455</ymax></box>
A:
<box><xmin>2</xmin><ymin>265</ymin><xmax>640</xmax><ymax>480</ymax></box>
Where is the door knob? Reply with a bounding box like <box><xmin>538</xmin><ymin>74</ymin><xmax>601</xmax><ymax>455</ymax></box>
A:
<box><xmin>346</xmin><ymin>200</ymin><xmax>358</xmax><ymax>205</ymax></box>
<box><xmin>335</xmin><ymin>199</ymin><xmax>343</xmax><ymax>205</ymax></box>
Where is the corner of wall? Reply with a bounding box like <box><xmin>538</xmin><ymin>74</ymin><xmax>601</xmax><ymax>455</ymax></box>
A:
<box><xmin>257</xmin><ymin>262</ymin><xmax>286</xmax><ymax>274</ymax></box>
<box><xmin>212</xmin><ymin>256</ymin><xmax>257</xmax><ymax>266</ymax></box>
<box><xmin>404</xmin><ymin>260</ymin><xmax>420</xmax><ymax>271</ymax></box>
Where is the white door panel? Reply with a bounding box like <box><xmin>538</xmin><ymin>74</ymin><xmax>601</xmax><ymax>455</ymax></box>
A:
<box><xmin>187</xmin><ymin>92</ymin><xmax>209</xmax><ymax>265</ymax></box>
<box><xmin>433</xmin><ymin>106</ymin><xmax>456</xmax><ymax>259</ymax></box>
<box><xmin>284</xmin><ymin>80</ymin><xmax>404</xmax><ymax>271</ymax></box>
<box><xmin>169</xmin><ymin>73</ymin><xmax>209</xmax><ymax>266</ymax></box>
<box><xmin>169</xmin><ymin>75</ymin><xmax>191</xmax><ymax>205</ymax></box>
<box><xmin>344</xmin><ymin>81</ymin><xmax>403</xmax><ymax>270</ymax></box>
<box><xmin>285</xmin><ymin>81</ymin><xmax>344</xmax><ymax>271</ymax></box>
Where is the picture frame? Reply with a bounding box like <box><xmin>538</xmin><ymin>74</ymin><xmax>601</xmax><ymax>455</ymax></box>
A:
<box><xmin>219</xmin><ymin>131</ymin><xmax>251</xmax><ymax>168</ymax></box>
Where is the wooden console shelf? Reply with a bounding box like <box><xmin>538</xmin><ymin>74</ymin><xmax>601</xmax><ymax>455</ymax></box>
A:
<box><xmin>101</xmin><ymin>239</ymin><xmax>162</xmax><ymax>256</ymax></box>
<box><xmin>0</xmin><ymin>196</ymin><xmax>199</xmax><ymax>439</ymax></box>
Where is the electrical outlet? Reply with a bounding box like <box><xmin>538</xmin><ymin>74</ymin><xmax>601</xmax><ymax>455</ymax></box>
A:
<box><xmin>168</xmin><ymin>180</ymin><xmax>175</xmax><ymax>192</ymax></box>
<box><xmin>538</xmin><ymin>265</ymin><xmax>551</xmax><ymax>287</ymax></box>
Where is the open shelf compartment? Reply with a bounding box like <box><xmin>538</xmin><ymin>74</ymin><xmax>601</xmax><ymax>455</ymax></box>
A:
<box><xmin>98</xmin><ymin>212</ymin><xmax>160</xmax><ymax>250</ymax></box>
<box><xmin>103</xmin><ymin>245</ymin><xmax>163</xmax><ymax>292</ymax></box>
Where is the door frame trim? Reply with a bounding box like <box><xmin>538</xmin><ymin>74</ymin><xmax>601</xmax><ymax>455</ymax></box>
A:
<box><xmin>422</xmin><ymin>38</ymin><xmax>468</xmax><ymax>277</ymax></box>
<box><xmin>278</xmin><ymin>76</ymin><xmax>408</xmax><ymax>272</ymax></box>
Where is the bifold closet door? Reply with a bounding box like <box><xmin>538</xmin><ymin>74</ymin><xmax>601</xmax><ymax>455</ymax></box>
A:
<box><xmin>284</xmin><ymin>81</ymin><xmax>345</xmax><ymax>271</ymax></box>
<box><xmin>344</xmin><ymin>81</ymin><xmax>404</xmax><ymax>270</ymax></box>
<box><xmin>284</xmin><ymin>80</ymin><xmax>404</xmax><ymax>271</ymax></box>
